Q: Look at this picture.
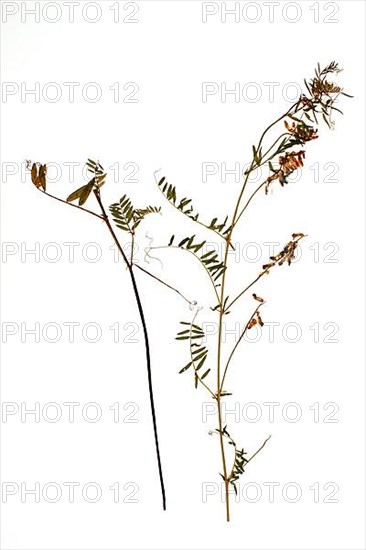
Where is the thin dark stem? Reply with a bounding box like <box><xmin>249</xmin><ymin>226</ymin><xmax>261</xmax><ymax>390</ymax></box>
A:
<box><xmin>260</xmin><ymin>132</ymin><xmax>288</xmax><ymax>164</ymax></box>
<box><xmin>35</xmin><ymin>183</ymin><xmax>167</xmax><ymax>509</ymax></box>
<box><xmin>93</xmin><ymin>189</ymin><xmax>166</xmax><ymax>511</ymax></box>
<box><xmin>220</xmin><ymin>304</ymin><xmax>262</xmax><ymax>392</ymax></box>
<box><xmin>134</xmin><ymin>264</ymin><xmax>192</xmax><ymax>306</ymax></box>
<box><xmin>130</xmin><ymin>232</ymin><xmax>135</xmax><ymax>264</ymax></box>
<box><xmin>226</xmin><ymin>265</ymin><xmax>267</xmax><ymax>311</ymax></box>
<box><xmin>255</xmin><ymin>104</ymin><xmax>297</xmax><ymax>157</ymax></box>
<box><xmin>233</xmin><ymin>181</ymin><xmax>267</xmax><ymax>230</ymax></box>
<box><xmin>246</xmin><ymin>435</ymin><xmax>271</xmax><ymax>465</ymax></box>
<box><xmin>41</xmin><ymin>190</ymin><xmax>104</xmax><ymax>220</ymax></box>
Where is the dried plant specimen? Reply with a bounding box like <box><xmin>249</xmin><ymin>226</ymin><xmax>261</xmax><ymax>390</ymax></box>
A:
<box><xmin>27</xmin><ymin>159</ymin><xmax>169</xmax><ymax>511</ymax></box>
<box><xmin>148</xmin><ymin>62</ymin><xmax>351</xmax><ymax>521</ymax></box>
<box><xmin>26</xmin><ymin>62</ymin><xmax>351</xmax><ymax>522</ymax></box>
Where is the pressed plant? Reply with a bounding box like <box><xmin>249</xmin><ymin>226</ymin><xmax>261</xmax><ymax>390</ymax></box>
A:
<box><xmin>147</xmin><ymin>62</ymin><xmax>351</xmax><ymax>521</ymax></box>
<box><xmin>25</xmin><ymin>158</ymin><xmax>192</xmax><ymax>512</ymax></box>
<box><xmin>26</xmin><ymin>62</ymin><xmax>350</xmax><ymax>522</ymax></box>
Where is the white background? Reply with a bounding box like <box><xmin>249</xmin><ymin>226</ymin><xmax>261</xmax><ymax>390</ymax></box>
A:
<box><xmin>1</xmin><ymin>1</ymin><xmax>365</xmax><ymax>549</ymax></box>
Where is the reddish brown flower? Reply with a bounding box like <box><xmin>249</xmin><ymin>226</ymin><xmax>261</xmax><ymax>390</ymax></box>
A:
<box><xmin>284</xmin><ymin>120</ymin><xmax>318</xmax><ymax>144</ymax></box>
<box><xmin>260</xmin><ymin>233</ymin><xmax>305</xmax><ymax>275</ymax></box>
<box><xmin>247</xmin><ymin>310</ymin><xmax>264</xmax><ymax>330</ymax></box>
<box><xmin>29</xmin><ymin>162</ymin><xmax>47</xmax><ymax>192</ymax></box>
<box><xmin>265</xmin><ymin>150</ymin><xmax>305</xmax><ymax>194</ymax></box>
<box><xmin>252</xmin><ymin>293</ymin><xmax>264</xmax><ymax>303</ymax></box>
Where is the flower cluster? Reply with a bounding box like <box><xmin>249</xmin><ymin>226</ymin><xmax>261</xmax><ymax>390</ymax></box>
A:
<box><xmin>261</xmin><ymin>233</ymin><xmax>305</xmax><ymax>274</ymax></box>
<box><xmin>247</xmin><ymin>310</ymin><xmax>264</xmax><ymax>330</ymax></box>
<box><xmin>299</xmin><ymin>61</ymin><xmax>351</xmax><ymax>128</ymax></box>
<box><xmin>265</xmin><ymin>150</ymin><xmax>305</xmax><ymax>194</ymax></box>
<box><xmin>285</xmin><ymin>120</ymin><xmax>318</xmax><ymax>144</ymax></box>
<box><xmin>310</xmin><ymin>69</ymin><xmax>342</xmax><ymax>101</ymax></box>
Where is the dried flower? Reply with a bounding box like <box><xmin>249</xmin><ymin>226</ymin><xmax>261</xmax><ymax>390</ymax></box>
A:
<box><xmin>256</xmin><ymin>311</ymin><xmax>264</xmax><ymax>327</ymax></box>
<box><xmin>299</xmin><ymin>62</ymin><xmax>352</xmax><ymax>128</ymax></box>
<box><xmin>310</xmin><ymin>64</ymin><xmax>342</xmax><ymax>101</ymax></box>
<box><xmin>260</xmin><ymin>234</ymin><xmax>305</xmax><ymax>275</ymax></box>
<box><xmin>265</xmin><ymin>150</ymin><xmax>305</xmax><ymax>194</ymax></box>
<box><xmin>29</xmin><ymin>162</ymin><xmax>47</xmax><ymax>191</ymax></box>
<box><xmin>247</xmin><ymin>310</ymin><xmax>264</xmax><ymax>329</ymax></box>
<box><xmin>285</xmin><ymin>120</ymin><xmax>318</xmax><ymax>144</ymax></box>
<box><xmin>247</xmin><ymin>317</ymin><xmax>257</xmax><ymax>330</ymax></box>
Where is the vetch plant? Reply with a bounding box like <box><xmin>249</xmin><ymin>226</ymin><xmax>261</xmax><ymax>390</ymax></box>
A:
<box><xmin>26</xmin><ymin>159</ymin><xmax>190</xmax><ymax>512</ymax></box>
<box><xmin>26</xmin><ymin>62</ymin><xmax>350</xmax><ymax>522</ymax></box>
<box><xmin>148</xmin><ymin>62</ymin><xmax>351</xmax><ymax>521</ymax></box>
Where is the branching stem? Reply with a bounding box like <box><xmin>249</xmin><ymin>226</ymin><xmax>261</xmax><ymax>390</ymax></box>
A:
<box><xmin>215</xmin><ymin>104</ymin><xmax>299</xmax><ymax>522</ymax></box>
<box><xmin>40</xmin><ymin>189</ymin><xmax>104</xmax><ymax>220</ymax></box>
<box><xmin>34</xmin><ymin>184</ymin><xmax>167</xmax><ymax>511</ymax></box>
<box><xmin>220</xmin><ymin>304</ymin><xmax>263</xmax><ymax>392</ymax></box>
<box><xmin>134</xmin><ymin>264</ymin><xmax>192</xmax><ymax>306</ymax></box>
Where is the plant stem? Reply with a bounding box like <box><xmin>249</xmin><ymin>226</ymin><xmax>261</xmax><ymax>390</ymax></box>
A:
<box><xmin>130</xmin><ymin>232</ymin><xmax>135</xmax><ymax>264</ymax></box>
<box><xmin>134</xmin><ymin>264</ymin><xmax>192</xmax><ymax>306</ymax></box>
<box><xmin>215</xmin><ymin>107</ymin><xmax>294</xmax><ymax>521</ymax></box>
<box><xmin>41</xmin><ymin>190</ymin><xmax>105</xmax><ymax>220</ymax></box>
<box><xmin>216</xmin><ymin>159</ymin><xmax>255</xmax><ymax>521</ymax></box>
<box><xmin>93</xmin><ymin>189</ymin><xmax>166</xmax><ymax>511</ymax></box>
<box><xmin>37</xmin><ymin>185</ymin><xmax>180</xmax><ymax>511</ymax></box>
<box><xmin>246</xmin><ymin>435</ymin><xmax>271</xmax><ymax>465</ymax></box>
<box><xmin>189</xmin><ymin>309</ymin><xmax>216</xmax><ymax>398</ymax></box>
<box><xmin>220</xmin><ymin>304</ymin><xmax>262</xmax><ymax>393</ymax></box>
<box><xmin>226</xmin><ymin>270</ymin><xmax>266</xmax><ymax>312</ymax></box>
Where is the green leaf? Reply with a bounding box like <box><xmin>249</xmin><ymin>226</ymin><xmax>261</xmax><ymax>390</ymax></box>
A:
<box><xmin>201</xmin><ymin>369</ymin><xmax>210</xmax><ymax>380</ymax></box>
<box><xmin>96</xmin><ymin>173</ymin><xmax>106</xmax><ymax>188</ymax></box>
<box><xmin>156</xmin><ymin>176</ymin><xmax>230</xmax><ymax>238</ymax></box>
<box><xmin>179</xmin><ymin>362</ymin><xmax>192</xmax><ymax>374</ymax></box>
<box><xmin>67</xmin><ymin>180</ymin><xmax>94</xmax><ymax>205</ymax></box>
<box><xmin>67</xmin><ymin>185</ymin><xmax>86</xmax><ymax>203</ymax></box>
<box><xmin>195</xmin><ymin>355</ymin><xmax>207</xmax><ymax>371</ymax></box>
<box><xmin>186</xmin><ymin>235</ymin><xmax>195</xmax><ymax>248</ymax></box>
<box><xmin>201</xmin><ymin>250</ymin><xmax>215</xmax><ymax>260</ymax></box>
<box><xmin>193</xmin><ymin>351</ymin><xmax>207</xmax><ymax>362</ymax></box>
<box><xmin>178</xmin><ymin>237</ymin><xmax>190</xmax><ymax>247</ymax></box>
<box><xmin>192</xmin><ymin>346</ymin><xmax>205</xmax><ymax>355</ymax></box>
<box><xmin>78</xmin><ymin>181</ymin><xmax>94</xmax><ymax>206</ymax></box>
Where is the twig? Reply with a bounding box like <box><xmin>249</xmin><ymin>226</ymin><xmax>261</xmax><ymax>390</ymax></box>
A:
<box><xmin>220</xmin><ymin>304</ymin><xmax>263</xmax><ymax>392</ymax></box>
<box><xmin>134</xmin><ymin>264</ymin><xmax>192</xmax><ymax>306</ymax></box>
<box><xmin>246</xmin><ymin>435</ymin><xmax>272</xmax><ymax>465</ymax></box>
<box><xmin>40</xmin><ymin>189</ymin><xmax>104</xmax><ymax>220</ymax></box>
